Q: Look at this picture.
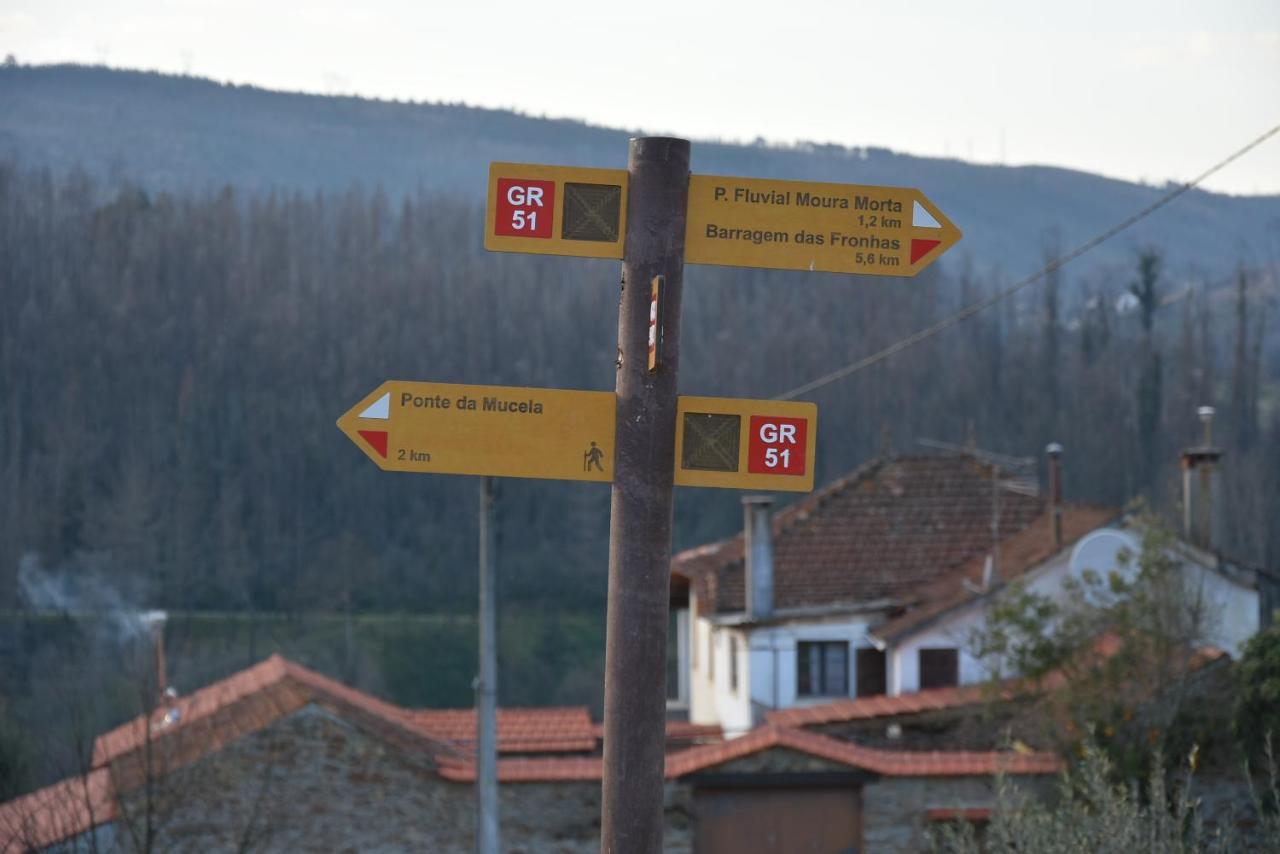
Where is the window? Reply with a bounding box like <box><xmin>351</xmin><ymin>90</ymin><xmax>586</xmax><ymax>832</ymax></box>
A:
<box><xmin>856</xmin><ymin>647</ymin><xmax>887</xmax><ymax>697</ymax></box>
<box><xmin>708</xmin><ymin>629</ymin><xmax>715</xmax><ymax>679</ymax></box>
<box><xmin>797</xmin><ymin>641</ymin><xmax>849</xmax><ymax>697</ymax></box>
<box><xmin>919</xmin><ymin>648</ymin><xmax>959</xmax><ymax>689</ymax></box>
<box><xmin>729</xmin><ymin>635</ymin><xmax>739</xmax><ymax>692</ymax></box>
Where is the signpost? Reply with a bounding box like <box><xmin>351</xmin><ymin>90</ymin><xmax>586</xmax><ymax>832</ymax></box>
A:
<box><xmin>342</xmin><ymin>145</ymin><xmax>960</xmax><ymax>854</ymax></box>
<box><xmin>684</xmin><ymin>174</ymin><xmax>961</xmax><ymax>275</ymax></box>
<box><xmin>335</xmin><ymin>380</ymin><xmax>615</xmax><ymax>483</ymax></box>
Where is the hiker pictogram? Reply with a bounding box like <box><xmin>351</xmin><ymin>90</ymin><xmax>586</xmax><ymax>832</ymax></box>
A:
<box><xmin>584</xmin><ymin>441</ymin><xmax>605</xmax><ymax>472</ymax></box>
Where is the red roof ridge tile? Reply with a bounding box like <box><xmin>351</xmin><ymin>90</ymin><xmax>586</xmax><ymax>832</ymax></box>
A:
<box><xmin>92</xmin><ymin>655</ymin><xmax>460</xmax><ymax>771</ymax></box>
<box><xmin>769</xmin><ymin>684</ymin><xmax>988</xmax><ymax>727</ymax></box>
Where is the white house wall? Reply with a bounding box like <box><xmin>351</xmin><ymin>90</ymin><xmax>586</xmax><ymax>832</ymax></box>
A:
<box><xmin>887</xmin><ymin>527</ymin><xmax>1261</xmax><ymax>692</ymax></box>
<box><xmin>713</xmin><ymin>628</ymin><xmax>753</xmax><ymax>735</ymax></box>
<box><xmin>1177</xmin><ymin>556</ymin><xmax>1258</xmax><ymax>657</ymax></box>
<box><xmin>687</xmin><ymin>610</ymin><xmax>884</xmax><ymax>734</ymax></box>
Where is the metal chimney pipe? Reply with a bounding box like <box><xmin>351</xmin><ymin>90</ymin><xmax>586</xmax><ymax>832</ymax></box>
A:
<box><xmin>742</xmin><ymin>496</ymin><xmax>775</xmax><ymax>620</ymax></box>
<box><xmin>1181</xmin><ymin>407</ymin><xmax>1223</xmax><ymax>550</ymax></box>
<box><xmin>1046</xmin><ymin>443</ymin><xmax>1064</xmax><ymax>549</ymax></box>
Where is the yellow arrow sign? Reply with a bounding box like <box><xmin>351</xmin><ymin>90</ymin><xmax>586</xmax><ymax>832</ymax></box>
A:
<box><xmin>336</xmin><ymin>381</ymin><xmax>616</xmax><ymax>483</ymax></box>
<box><xmin>339</xmin><ymin>382</ymin><xmax>818</xmax><ymax>492</ymax></box>
<box><xmin>483</xmin><ymin>162</ymin><xmax>960</xmax><ymax>278</ymax></box>
<box><xmin>674</xmin><ymin>396</ymin><xmax>817</xmax><ymax>492</ymax></box>
<box><xmin>683</xmin><ymin>174</ymin><xmax>960</xmax><ymax>276</ymax></box>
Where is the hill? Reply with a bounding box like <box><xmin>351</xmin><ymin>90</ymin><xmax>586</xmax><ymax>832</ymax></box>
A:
<box><xmin>1</xmin><ymin>64</ymin><xmax>1277</xmax><ymax>278</ymax></box>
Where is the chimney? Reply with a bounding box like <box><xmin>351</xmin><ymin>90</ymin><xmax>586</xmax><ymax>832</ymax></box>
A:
<box><xmin>1181</xmin><ymin>406</ymin><xmax>1223</xmax><ymax>550</ymax></box>
<box><xmin>142</xmin><ymin>610</ymin><xmax>169</xmax><ymax>709</ymax></box>
<box><xmin>1046</xmin><ymin>443</ymin><xmax>1064</xmax><ymax>549</ymax></box>
<box><xmin>742</xmin><ymin>496</ymin><xmax>775</xmax><ymax>620</ymax></box>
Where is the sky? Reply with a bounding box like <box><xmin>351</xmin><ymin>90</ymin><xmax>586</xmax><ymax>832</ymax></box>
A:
<box><xmin>3</xmin><ymin>0</ymin><xmax>1278</xmax><ymax>196</ymax></box>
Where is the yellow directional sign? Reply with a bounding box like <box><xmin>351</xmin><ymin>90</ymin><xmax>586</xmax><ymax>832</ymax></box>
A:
<box><xmin>485</xmin><ymin>162</ymin><xmax>628</xmax><ymax>260</ymax></box>
<box><xmin>337</xmin><ymin>381</ymin><xmax>616</xmax><ymax>483</ymax></box>
<box><xmin>339</xmin><ymin>381</ymin><xmax>820</xmax><ymax>492</ymax></box>
<box><xmin>674</xmin><ymin>396</ymin><xmax>817</xmax><ymax>492</ymax></box>
<box><xmin>684</xmin><ymin>174</ymin><xmax>960</xmax><ymax>276</ymax></box>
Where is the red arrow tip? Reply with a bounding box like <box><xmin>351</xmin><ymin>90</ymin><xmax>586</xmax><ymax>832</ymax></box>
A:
<box><xmin>910</xmin><ymin>238</ymin><xmax>942</xmax><ymax>264</ymax></box>
<box><xmin>357</xmin><ymin>430</ymin><xmax>389</xmax><ymax>459</ymax></box>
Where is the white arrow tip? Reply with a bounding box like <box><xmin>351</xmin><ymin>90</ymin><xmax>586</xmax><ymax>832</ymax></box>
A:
<box><xmin>359</xmin><ymin>392</ymin><xmax>390</xmax><ymax>420</ymax></box>
<box><xmin>912</xmin><ymin>200</ymin><xmax>942</xmax><ymax>229</ymax></box>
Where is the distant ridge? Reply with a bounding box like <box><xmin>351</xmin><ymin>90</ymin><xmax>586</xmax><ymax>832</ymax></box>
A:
<box><xmin>1</xmin><ymin>63</ymin><xmax>1277</xmax><ymax>276</ymax></box>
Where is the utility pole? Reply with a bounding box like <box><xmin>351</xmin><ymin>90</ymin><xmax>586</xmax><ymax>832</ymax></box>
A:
<box><xmin>600</xmin><ymin>137</ymin><xmax>690</xmax><ymax>853</ymax></box>
<box><xmin>477</xmin><ymin>476</ymin><xmax>498</xmax><ymax>854</ymax></box>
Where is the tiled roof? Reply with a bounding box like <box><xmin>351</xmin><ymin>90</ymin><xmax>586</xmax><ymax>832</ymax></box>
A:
<box><xmin>672</xmin><ymin>454</ymin><xmax>1046</xmax><ymax>615</ymax></box>
<box><xmin>437</xmin><ymin>724</ymin><xmax>1060</xmax><ymax>782</ymax></box>
<box><xmin>1</xmin><ymin>654</ymin><xmax>1060</xmax><ymax>847</ymax></box>
<box><xmin>765</xmin><ymin>683</ymin><xmax>999</xmax><ymax>728</ymax></box>
<box><xmin>412</xmin><ymin>707</ymin><xmax>597</xmax><ymax>754</ymax></box>
<box><xmin>662</xmin><ymin>721</ymin><xmax>725</xmax><ymax>744</ymax></box>
<box><xmin>871</xmin><ymin>504</ymin><xmax>1118</xmax><ymax>643</ymax></box>
<box><xmin>0</xmin><ymin>768</ymin><xmax>114</xmax><ymax>853</ymax></box>
<box><xmin>92</xmin><ymin>655</ymin><xmax>459</xmax><ymax>772</ymax></box>
<box><xmin>663</xmin><ymin>724</ymin><xmax>1061</xmax><ymax>778</ymax></box>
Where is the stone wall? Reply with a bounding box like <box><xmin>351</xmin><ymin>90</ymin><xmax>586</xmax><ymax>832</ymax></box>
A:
<box><xmin>110</xmin><ymin>705</ymin><xmax>615</xmax><ymax>853</ymax></box>
<box><xmin>94</xmin><ymin>706</ymin><xmax>1054</xmax><ymax>853</ymax></box>
<box><xmin>103</xmin><ymin>704</ymin><xmax>700</xmax><ymax>853</ymax></box>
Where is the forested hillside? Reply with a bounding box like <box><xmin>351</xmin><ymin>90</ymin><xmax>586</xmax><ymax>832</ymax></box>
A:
<box><xmin>2</xmin><ymin>163</ymin><xmax>1276</xmax><ymax>620</ymax></box>
<box><xmin>1</xmin><ymin>66</ymin><xmax>1278</xmax><ymax>799</ymax></box>
<box><xmin>2</xmin><ymin>64</ymin><xmax>1279</xmax><ymax>278</ymax></box>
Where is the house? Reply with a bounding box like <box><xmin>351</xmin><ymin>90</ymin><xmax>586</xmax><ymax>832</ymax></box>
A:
<box><xmin>670</xmin><ymin>433</ymin><xmax>1276</xmax><ymax>735</ymax></box>
<box><xmin>0</xmin><ymin>654</ymin><xmax>1062</xmax><ymax>853</ymax></box>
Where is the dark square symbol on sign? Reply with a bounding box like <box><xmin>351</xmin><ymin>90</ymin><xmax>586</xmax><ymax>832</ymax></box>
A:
<box><xmin>562</xmin><ymin>182</ymin><xmax>622</xmax><ymax>242</ymax></box>
<box><xmin>681</xmin><ymin>413</ymin><xmax>741</xmax><ymax>472</ymax></box>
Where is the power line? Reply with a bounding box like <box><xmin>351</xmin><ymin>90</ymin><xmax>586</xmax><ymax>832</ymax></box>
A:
<box><xmin>775</xmin><ymin>122</ymin><xmax>1280</xmax><ymax>402</ymax></box>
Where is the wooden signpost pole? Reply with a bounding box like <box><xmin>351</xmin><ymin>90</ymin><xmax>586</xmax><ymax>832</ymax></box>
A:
<box><xmin>600</xmin><ymin>137</ymin><xmax>690</xmax><ymax>853</ymax></box>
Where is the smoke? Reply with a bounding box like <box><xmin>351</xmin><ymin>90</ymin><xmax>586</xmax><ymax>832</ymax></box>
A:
<box><xmin>17</xmin><ymin>551</ymin><xmax>165</xmax><ymax>643</ymax></box>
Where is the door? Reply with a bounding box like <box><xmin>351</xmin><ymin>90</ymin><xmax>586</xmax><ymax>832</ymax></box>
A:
<box><xmin>694</xmin><ymin>786</ymin><xmax>861</xmax><ymax>854</ymax></box>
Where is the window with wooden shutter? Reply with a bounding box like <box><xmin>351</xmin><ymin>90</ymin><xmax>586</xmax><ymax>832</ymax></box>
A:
<box><xmin>856</xmin><ymin>647</ymin><xmax>887</xmax><ymax>697</ymax></box>
<box><xmin>918</xmin><ymin>647</ymin><xmax>959</xmax><ymax>689</ymax></box>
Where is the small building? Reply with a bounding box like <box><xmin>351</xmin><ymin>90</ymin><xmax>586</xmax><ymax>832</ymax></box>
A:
<box><xmin>0</xmin><ymin>654</ymin><xmax>1061</xmax><ymax>853</ymax></box>
<box><xmin>670</xmin><ymin>444</ymin><xmax>1275</xmax><ymax>735</ymax></box>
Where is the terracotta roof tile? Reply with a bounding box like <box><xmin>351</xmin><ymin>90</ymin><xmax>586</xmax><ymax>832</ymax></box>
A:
<box><xmin>672</xmin><ymin>455</ymin><xmax>1047</xmax><ymax>615</ymax></box>
<box><xmin>412</xmin><ymin>707</ymin><xmax>597</xmax><ymax>754</ymax></box>
<box><xmin>0</xmin><ymin>768</ymin><xmax>114</xmax><ymax>853</ymax></box>
<box><xmin>766</xmin><ymin>683</ymin><xmax>997</xmax><ymax>727</ymax></box>
<box><xmin>663</xmin><ymin>721</ymin><xmax>724</xmax><ymax>744</ymax></box>
<box><xmin>662</xmin><ymin>725</ymin><xmax>1061</xmax><ymax>779</ymax></box>
<box><xmin>91</xmin><ymin>655</ymin><xmax>459</xmax><ymax>773</ymax></box>
<box><xmin>434</xmin><ymin>722</ymin><xmax>1060</xmax><ymax>783</ymax></box>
